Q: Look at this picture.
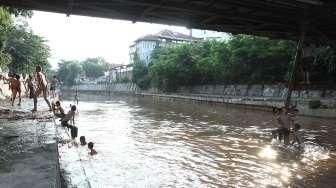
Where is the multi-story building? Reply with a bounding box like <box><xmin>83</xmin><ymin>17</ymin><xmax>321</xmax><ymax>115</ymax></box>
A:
<box><xmin>129</xmin><ymin>29</ymin><xmax>202</xmax><ymax>65</ymax></box>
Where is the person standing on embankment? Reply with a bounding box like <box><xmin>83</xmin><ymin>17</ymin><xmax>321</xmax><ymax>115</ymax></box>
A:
<box><xmin>0</xmin><ymin>74</ymin><xmax>21</xmax><ymax>106</ymax></box>
<box><xmin>32</xmin><ymin>65</ymin><xmax>52</xmax><ymax>112</ymax></box>
<box><xmin>25</xmin><ymin>75</ymin><xmax>35</xmax><ymax>99</ymax></box>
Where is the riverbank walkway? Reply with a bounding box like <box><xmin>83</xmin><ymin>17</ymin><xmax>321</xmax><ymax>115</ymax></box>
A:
<box><xmin>0</xmin><ymin>99</ymin><xmax>61</xmax><ymax>188</ymax></box>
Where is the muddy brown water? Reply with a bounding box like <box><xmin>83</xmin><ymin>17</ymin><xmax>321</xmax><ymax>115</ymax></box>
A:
<box><xmin>57</xmin><ymin>94</ymin><xmax>336</xmax><ymax>187</ymax></box>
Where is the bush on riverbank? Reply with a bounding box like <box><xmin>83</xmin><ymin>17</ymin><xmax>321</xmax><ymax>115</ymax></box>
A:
<box><xmin>133</xmin><ymin>35</ymin><xmax>336</xmax><ymax>91</ymax></box>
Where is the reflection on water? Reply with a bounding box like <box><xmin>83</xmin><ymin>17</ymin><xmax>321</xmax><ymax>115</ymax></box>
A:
<box><xmin>58</xmin><ymin>94</ymin><xmax>336</xmax><ymax>188</ymax></box>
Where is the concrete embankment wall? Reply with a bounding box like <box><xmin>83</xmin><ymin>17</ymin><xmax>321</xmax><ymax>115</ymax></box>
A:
<box><xmin>143</xmin><ymin>84</ymin><xmax>336</xmax><ymax>118</ymax></box>
<box><xmin>62</xmin><ymin>83</ymin><xmax>138</xmax><ymax>94</ymax></box>
<box><xmin>63</xmin><ymin>83</ymin><xmax>336</xmax><ymax>118</ymax></box>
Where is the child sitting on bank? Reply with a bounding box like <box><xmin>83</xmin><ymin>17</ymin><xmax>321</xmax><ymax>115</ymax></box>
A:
<box><xmin>61</xmin><ymin>105</ymin><xmax>78</xmax><ymax>139</ymax></box>
<box><xmin>61</xmin><ymin>105</ymin><xmax>76</xmax><ymax>127</ymax></box>
<box><xmin>52</xmin><ymin>101</ymin><xmax>65</xmax><ymax>118</ymax></box>
<box><xmin>88</xmin><ymin>142</ymin><xmax>97</xmax><ymax>155</ymax></box>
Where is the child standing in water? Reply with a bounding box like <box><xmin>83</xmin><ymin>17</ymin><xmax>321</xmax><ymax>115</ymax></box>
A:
<box><xmin>292</xmin><ymin>123</ymin><xmax>303</xmax><ymax>146</ymax></box>
<box><xmin>32</xmin><ymin>66</ymin><xmax>52</xmax><ymax>112</ymax></box>
<box><xmin>272</xmin><ymin>107</ymin><xmax>291</xmax><ymax>145</ymax></box>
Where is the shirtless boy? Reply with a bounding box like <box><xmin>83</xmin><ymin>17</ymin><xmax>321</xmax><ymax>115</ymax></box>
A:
<box><xmin>0</xmin><ymin>74</ymin><xmax>21</xmax><ymax>106</ymax></box>
<box><xmin>52</xmin><ymin>101</ymin><xmax>65</xmax><ymax>118</ymax></box>
<box><xmin>32</xmin><ymin>66</ymin><xmax>52</xmax><ymax>112</ymax></box>
<box><xmin>272</xmin><ymin>107</ymin><xmax>291</xmax><ymax>145</ymax></box>
<box><xmin>25</xmin><ymin>75</ymin><xmax>34</xmax><ymax>99</ymax></box>
<box><xmin>50</xmin><ymin>75</ymin><xmax>59</xmax><ymax>98</ymax></box>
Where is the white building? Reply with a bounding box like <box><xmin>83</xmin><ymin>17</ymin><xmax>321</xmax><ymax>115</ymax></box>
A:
<box><xmin>130</xmin><ymin>29</ymin><xmax>202</xmax><ymax>65</ymax></box>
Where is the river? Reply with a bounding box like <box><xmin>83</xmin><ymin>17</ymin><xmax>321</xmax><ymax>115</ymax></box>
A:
<box><xmin>58</xmin><ymin>94</ymin><xmax>336</xmax><ymax>188</ymax></box>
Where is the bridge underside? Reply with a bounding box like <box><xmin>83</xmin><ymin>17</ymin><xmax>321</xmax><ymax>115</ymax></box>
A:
<box><xmin>0</xmin><ymin>0</ymin><xmax>335</xmax><ymax>43</ymax></box>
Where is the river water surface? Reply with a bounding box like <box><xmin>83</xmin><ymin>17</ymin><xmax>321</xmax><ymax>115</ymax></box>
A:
<box><xmin>58</xmin><ymin>95</ymin><xmax>336</xmax><ymax>188</ymax></box>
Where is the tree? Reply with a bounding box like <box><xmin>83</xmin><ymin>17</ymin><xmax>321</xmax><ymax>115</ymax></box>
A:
<box><xmin>311</xmin><ymin>46</ymin><xmax>336</xmax><ymax>84</ymax></box>
<box><xmin>150</xmin><ymin>44</ymin><xmax>194</xmax><ymax>91</ymax></box>
<box><xmin>81</xmin><ymin>57</ymin><xmax>107</xmax><ymax>79</ymax></box>
<box><xmin>132</xmin><ymin>51</ymin><xmax>150</xmax><ymax>89</ymax></box>
<box><xmin>57</xmin><ymin>60</ymin><xmax>83</xmax><ymax>86</ymax></box>
<box><xmin>226</xmin><ymin>35</ymin><xmax>295</xmax><ymax>84</ymax></box>
<box><xmin>142</xmin><ymin>35</ymin><xmax>297</xmax><ymax>91</ymax></box>
<box><xmin>44</xmin><ymin>63</ymin><xmax>57</xmax><ymax>80</ymax></box>
<box><xmin>0</xmin><ymin>7</ymin><xmax>12</xmax><ymax>68</ymax></box>
<box><xmin>0</xmin><ymin>7</ymin><xmax>34</xmax><ymax>69</ymax></box>
<box><xmin>4</xmin><ymin>23</ymin><xmax>50</xmax><ymax>74</ymax></box>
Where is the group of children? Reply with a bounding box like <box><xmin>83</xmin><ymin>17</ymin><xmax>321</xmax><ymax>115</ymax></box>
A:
<box><xmin>52</xmin><ymin>100</ymin><xmax>97</xmax><ymax>155</ymax></box>
<box><xmin>0</xmin><ymin>66</ymin><xmax>60</xmax><ymax>112</ymax></box>
<box><xmin>272</xmin><ymin>106</ymin><xmax>303</xmax><ymax>147</ymax></box>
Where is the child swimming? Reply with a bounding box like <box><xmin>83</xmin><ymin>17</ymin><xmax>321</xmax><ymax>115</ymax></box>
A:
<box><xmin>80</xmin><ymin>136</ymin><xmax>87</xmax><ymax>146</ymax></box>
<box><xmin>88</xmin><ymin>142</ymin><xmax>97</xmax><ymax>155</ymax></box>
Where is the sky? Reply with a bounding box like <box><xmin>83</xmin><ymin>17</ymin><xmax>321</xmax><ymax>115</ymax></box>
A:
<box><xmin>28</xmin><ymin>11</ymin><xmax>226</xmax><ymax>69</ymax></box>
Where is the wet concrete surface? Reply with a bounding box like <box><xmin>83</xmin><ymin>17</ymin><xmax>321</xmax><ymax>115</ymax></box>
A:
<box><xmin>0</xmin><ymin>98</ymin><xmax>59</xmax><ymax>188</ymax></box>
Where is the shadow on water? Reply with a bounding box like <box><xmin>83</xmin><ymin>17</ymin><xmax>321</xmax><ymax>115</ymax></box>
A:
<box><xmin>59</xmin><ymin>93</ymin><xmax>336</xmax><ymax>187</ymax></box>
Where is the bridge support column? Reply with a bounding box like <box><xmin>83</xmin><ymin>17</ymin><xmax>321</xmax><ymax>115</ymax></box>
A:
<box><xmin>285</xmin><ymin>31</ymin><xmax>305</xmax><ymax>108</ymax></box>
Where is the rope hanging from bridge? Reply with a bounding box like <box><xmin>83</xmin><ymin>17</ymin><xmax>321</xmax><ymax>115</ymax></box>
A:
<box><xmin>285</xmin><ymin>30</ymin><xmax>306</xmax><ymax>108</ymax></box>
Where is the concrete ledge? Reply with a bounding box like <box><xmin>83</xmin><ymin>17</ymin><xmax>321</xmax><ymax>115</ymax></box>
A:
<box><xmin>137</xmin><ymin>92</ymin><xmax>336</xmax><ymax>119</ymax></box>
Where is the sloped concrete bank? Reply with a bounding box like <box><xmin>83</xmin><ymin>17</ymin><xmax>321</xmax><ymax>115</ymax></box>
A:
<box><xmin>138</xmin><ymin>92</ymin><xmax>336</xmax><ymax>119</ymax></box>
<box><xmin>0</xmin><ymin>101</ymin><xmax>63</xmax><ymax>188</ymax></box>
<box><xmin>63</xmin><ymin>83</ymin><xmax>336</xmax><ymax>118</ymax></box>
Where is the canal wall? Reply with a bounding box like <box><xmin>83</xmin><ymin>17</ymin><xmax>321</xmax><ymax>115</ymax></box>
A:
<box><xmin>62</xmin><ymin>83</ymin><xmax>138</xmax><ymax>94</ymax></box>
<box><xmin>62</xmin><ymin>83</ymin><xmax>336</xmax><ymax>118</ymax></box>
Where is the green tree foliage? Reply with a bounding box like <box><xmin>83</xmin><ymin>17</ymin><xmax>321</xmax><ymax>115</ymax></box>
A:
<box><xmin>148</xmin><ymin>36</ymin><xmax>296</xmax><ymax>91</ymax></box>
<box><xmin>44</xmin><ymin>63</ymin><xmax>57</xmax><ymax>80</ymax></box>
<box><xmin>81</xmin><ymin>58</ymin><xmax>106</xmax><ymax>78</ymax></box>
<box><xmin>56</xmin><ymin>57</ymin><xmax>110</xmax><ymax>86</ymax></box>
<box><xmin>225</xmin><ymin>35</ymin><xmax>295</xmax><ymax>84</ymax></box>
<box><xmin>57</xmin><ymin>60</ymin><xmax>83</xmax><ymax>86</ymax></box>
<box><xmin>0</xmin><ymin>7</ymin><xmax>50</xmax><ymax>74</ymax></box>
<box><xmin>140</xmin><ymin>35</ymin><xmax>335</xmax><ymax>91</ymax></box>
<box><xmin>0</xmin><ymin>7</ymin><xmax>12</xmax><ymax>68</ymax></box>
<box><xmin>134</xmin><ymin>35</ymin><xmax>298</xmax><ymax>91</ymax></box>
<box><xmin>312</xmin><ymin>46</ymin><xmax>336</xmax><ymax>84</ymax></box>
<box><xmin>5</xmin><ymin>24</ymin><xmax>50</xmax><ymax>74</ymax></box>
<box><xmin>150</xmin><ymin>44</ymin><xmax>194</xmax><ymax>91</ymax></box>
<box><xmin>132</xmin><ymin>52</ymin><xmax>150</xmax><ymax>89</ymax></box>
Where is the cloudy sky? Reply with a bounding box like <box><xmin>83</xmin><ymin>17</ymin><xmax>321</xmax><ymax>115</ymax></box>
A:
<box><xmin>28</xmin><ymin>11</ymin><xmax>226</xmax><ymax>69</ymax></box>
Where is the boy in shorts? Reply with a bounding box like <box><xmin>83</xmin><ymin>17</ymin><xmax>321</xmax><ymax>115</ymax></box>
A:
<box><xmin>32</xmin><ymin>66</ymin><xmax>52</xmax><ymax>112</ymax></box>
